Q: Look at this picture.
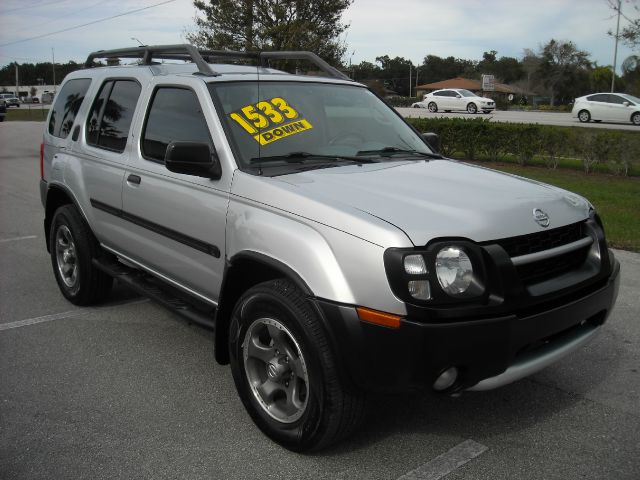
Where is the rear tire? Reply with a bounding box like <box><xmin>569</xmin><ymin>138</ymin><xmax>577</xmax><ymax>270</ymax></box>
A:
<box><xmin>49</xmin><ymin>205</ymin><xmax>113</xmax><ymax>305</ymax></box>
<box><xmin>428</xmin><ymin>102</ymin><xmax>438</xmax><ymax>113</ymax></box>
<box><xmin>229</xmin><ymin>279</ymin><xmax>366</xmax><ymax>452</ymax></box>
<box><xmin>631</xmin><ymin>112</ymin><xmax>640</xmax><ymax>126</ymax></box>
<box><xmin>578</xmin><ymin>110</ymin><xmax>591</xmax><ymax>123</ymax></box>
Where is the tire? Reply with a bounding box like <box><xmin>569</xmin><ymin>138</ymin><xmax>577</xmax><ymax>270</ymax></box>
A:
<box><xmin>631</xmin><ymin>112</ymin><xmax>640</xmax><ymax>126</ymax></box>
<box><xmin>467</xmin><ymin>103</ymin><xmax>478</xmax><ymax>114</ymax></box>
<box><xmin>427</xmin><ymin>102</ymin><xmax>438</xmax><ymax>113</ymax></box>
<box><xmin>229</xmin><ymin>279</ymin><xmax>366</xmax><ymax>452</ymax></box>
<box><xmin>578</xmin><ymin>110</ymin><xmax>591</xmax><ymax>123</ymax></box>
<box><xmin>49</xmin><ymin>205</ymin><xmax>113</xmax><ymax>305</ymax></box>
<box><xmin>412</xmin><ymin>104</ymin><xmax>421</xmax><ymax>109</ymax></box>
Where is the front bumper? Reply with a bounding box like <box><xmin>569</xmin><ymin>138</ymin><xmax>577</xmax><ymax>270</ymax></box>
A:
<box><xmin>315</xmin><ymin>253</ymin><xmax>620</xmax><ymax>394</ymax></box>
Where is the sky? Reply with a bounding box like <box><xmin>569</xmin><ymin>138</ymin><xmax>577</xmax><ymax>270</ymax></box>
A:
<box><xmin>0</xmin><ymin>0</ymin><xmax>636</xmax><ymax>75</ymax></box>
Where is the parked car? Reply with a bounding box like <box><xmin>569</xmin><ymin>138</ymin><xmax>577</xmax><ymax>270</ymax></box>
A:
<box><xmin>412</xmin><ymin>88</ymin><xmax>495</xmax><ymax>113</ymax></box>
<box><xmin>572</xmin><ymin>92</ymin><xmax>640</xmax><ymax>125</ymax></box>
<box><xmin>0</xmin><ymin>93</ymin><xmax>20</xmax><ymax>107</ymax></box>
<box><xmin>40</xmin><ymin>45</ymin><xmax>619</xmax><ymax>452</ymax></box>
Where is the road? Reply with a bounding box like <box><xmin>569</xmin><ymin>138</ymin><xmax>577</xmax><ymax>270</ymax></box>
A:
<box><xmin>1</xmin><ymin>122</ymin><xmax>639</xmax><ymax>480</ymax></box>
<box><xmin>397</xmin><ymin>107</ymin><xmax>640</xmax><ymax>131</ymax></box>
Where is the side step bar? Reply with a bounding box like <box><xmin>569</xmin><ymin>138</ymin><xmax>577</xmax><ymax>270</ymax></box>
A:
<box><xmin>93</xmin><ymin>257</ymin><xmax>216</xmax><ymax>330</ymax></box>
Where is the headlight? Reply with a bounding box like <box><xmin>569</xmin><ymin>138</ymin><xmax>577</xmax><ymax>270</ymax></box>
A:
<box><xmin>435</xmin><ymin>246</ymin><xmax>474</xmax><ymax>295</ymax></box>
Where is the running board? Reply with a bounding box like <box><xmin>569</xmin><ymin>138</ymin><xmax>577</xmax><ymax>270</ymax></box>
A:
<box><xmin>93</xmin><ymin>257</ymin><xmax>216</xmax><ymax>330</ymax></box>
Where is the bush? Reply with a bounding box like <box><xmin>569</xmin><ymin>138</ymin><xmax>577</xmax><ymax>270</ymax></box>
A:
<box><xmin>406</xmin><ymin>117</ymin><xmax>640</xmax><ymax>176</ymax></box>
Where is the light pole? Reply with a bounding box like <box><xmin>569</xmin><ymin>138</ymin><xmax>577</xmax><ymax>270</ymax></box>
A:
<box><xmin>131</xmin><ymin>37</ymin><xmax>145</xmax><ymax>46</ymax></box>
<box><xmin>611</xmin><ymin>0</ymin><xmax>621</xmax><ymax>92</ymax></box>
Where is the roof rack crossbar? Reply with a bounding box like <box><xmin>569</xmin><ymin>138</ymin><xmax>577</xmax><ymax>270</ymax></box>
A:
<box><xmin>84</xmin><ymin>44</ymin><xmax>351</xmax><ymax>80</ymax></box>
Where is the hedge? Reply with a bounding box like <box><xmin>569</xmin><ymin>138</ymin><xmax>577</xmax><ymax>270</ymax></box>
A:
<box><xmin>405</xmin><ymin>117</ymin><xmax>640</xmax><ymax>176</ymax></box>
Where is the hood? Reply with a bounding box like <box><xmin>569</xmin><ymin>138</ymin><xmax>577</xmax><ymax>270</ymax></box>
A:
<box><xmin>235</xmin><ymin>159</ymin><xmax>591</xmax><ymax>247</ymax></box>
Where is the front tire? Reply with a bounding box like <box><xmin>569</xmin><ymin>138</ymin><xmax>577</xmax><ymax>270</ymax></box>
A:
<box><xmin>229</xmin><ymin>279</ymin><xmax>366</xmax><ymax>452</ymax></box>
<box><xmin>428</xmin><ymin>102</ymin><xmax>438</xmax><ymax>113</ymax></box>
<box><xmin>578</xmin><ymin>109</ymin><xmax>591</xmax><ymax>123</ymax></box>
<box><xmin>49</xmin><ymin>205</ymin><xmax>113</xmax><ymax>305</ymax></box>
<box><xmin>467</xmin><ymin>103</ymin><xmax>478</xmax><ymax>114</ymax></box>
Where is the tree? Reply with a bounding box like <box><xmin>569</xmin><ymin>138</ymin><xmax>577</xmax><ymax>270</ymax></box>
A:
<box><xmin>187</xmin><ymin>0</ymin><xmax>353</xmax><ymax>64</ymax></box>
<box><xmin>418</xmin><ymin>54</ymin><xmax>476</xmax><ymax>84</ymax></box>
<box><xmin>537</xmin><ymin>39</ymin><xmax>591</xmax><ymax>105</ymax></box>
<box><xmin>590</xmin><ymin>65</ymin><xmax>623</xmax><ymax>91</ymax></box>
<box><xmin>374</xmin><ymin>55</ymin><xmax>414</xmax><ymax>96</ymax></box>
<box><xmin>476</xmin><ymin>50</ymin><xmax>524</xmax><ymax>83</ymax></box>
<box><xmin>608</xmin><ymin>0</ymin><xmax>640</xmax><ymax>49</ymax></box>
<box><xmin>621</xmin><ymin>54</ymin><xmax>640</xmax><ymax>95</ymax></box>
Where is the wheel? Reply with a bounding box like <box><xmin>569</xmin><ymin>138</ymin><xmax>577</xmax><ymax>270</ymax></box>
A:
<box><xmin>631</xmin><ymin>112</ymin><xmax>640</xmax><ymax>126</ymax></box>
<box><xmin>467</xmin><ymin>103</ymin><xmax>478</xmax><ymax>114</ymax></box>
<box><xmin>229</xmin><ymin>279</ymin><xmax>366</xmax><ymax>452</ymax></box>
<box><xmin>50</xmin><ymin>205</ymin><xmax>113</xmax><ymax>305</ymax></box>
<box><xmin>578</xmin><ymin>110</ymin><xmax>591</xmax><ymax>123</ymax></box>
<box><xmin>412</xmin><ymin>104</ymin><xmax>421</xmax><ymax>108</ymax></box>
<box><xmin>428</xmin><ymin>102</ymin><xmax>438</xmax><ymax>113</ymax></box>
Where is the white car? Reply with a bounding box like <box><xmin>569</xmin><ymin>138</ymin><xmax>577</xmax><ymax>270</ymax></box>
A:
<box><xmin>572</xmin><ymin>92</ymin><xmax>640</xmax><ymax>125</ymax></box>
<box><xmin>411</xmin><ymin>88</ymin><xmax>495</xmax><ymax>114</ymax></box>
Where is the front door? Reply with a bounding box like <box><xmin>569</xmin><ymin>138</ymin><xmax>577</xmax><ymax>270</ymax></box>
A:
<box><xmin>121</xmin><ymin>84</ymin><xmax>231</xmax><ymax>303</ymax></box>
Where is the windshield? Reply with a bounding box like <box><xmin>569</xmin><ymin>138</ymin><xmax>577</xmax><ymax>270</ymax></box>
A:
<box><xmin>208</xmin><ymin>81</ymin><xmax>434</xmax><ymax>173</ymax></box>
<box><xmin>458</xmin><ymin>89</ymin><xmax>477</xmax><ymax>97</ymax></box>
<box><xmin>621</xmin><ymin>94</ymin><xmax>640</xmax><ymax>104</ymax></box>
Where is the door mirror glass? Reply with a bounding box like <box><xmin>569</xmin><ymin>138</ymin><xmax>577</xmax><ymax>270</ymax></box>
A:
<box><xmin>422</xmin><ymin>132</ymin><xmax>440</xmax><ymax>153</ymax></box>
<box><xmin>165</xmin><ymin>141</ymin><xmax>222</xmax><ymax>179</ymax></box>
<box><xmin>623</xmin><ymin>101</ymin><xmax>630</xmax><ymax>107</ymax></box>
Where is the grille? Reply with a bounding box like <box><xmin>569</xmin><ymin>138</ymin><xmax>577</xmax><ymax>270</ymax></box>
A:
<box><xmin>488</xmin><ymin>221</ymin><xmax>589</xmax><ymax>286</ymax></box>
<box><xmin>492</xmin><ymin>222</ymin><xmax>583</xmax><ymax>258</ymax></box>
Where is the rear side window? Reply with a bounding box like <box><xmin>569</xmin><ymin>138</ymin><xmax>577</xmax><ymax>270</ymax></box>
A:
<box><xmin>141</xmin><ymin>87</ymin><xmax>212</xmax><ymax>163</ymax></box>
<box><xmin>48</xmin><ymin>78</ymin><xmax>91</xmax><ymax>138</ymax></box>
<box><xmin>86</xmin><ymin>79</ymin><xmax>141</xmax><ymax>153</ymax></box>
<box><xmin>587</xmin><ymin>94</ymin><xmax>608</xmax><ymax>102</ymax></box>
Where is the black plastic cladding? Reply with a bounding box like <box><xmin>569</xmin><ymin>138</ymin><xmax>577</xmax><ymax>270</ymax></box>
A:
<box><xmin>383</xmin><ymin>218</ymin><xmax>612</xmax><ymax>323</ymax></box>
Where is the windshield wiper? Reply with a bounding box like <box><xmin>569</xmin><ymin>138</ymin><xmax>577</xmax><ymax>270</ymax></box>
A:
<box><xmin>356</xmin><ymin>147</ymin><xmax>442</xmax><ymax>159</ymax></box>
<box><xmin>250</xmin><ymin>152</ymin><xmax>378</xmax><ymax>164</ymax></box>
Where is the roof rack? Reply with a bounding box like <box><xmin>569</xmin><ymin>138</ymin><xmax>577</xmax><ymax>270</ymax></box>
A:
<box><xmin>84</xmin><ymin>44</ymin><xmax>350</xmax><ymax>80</ymax></box>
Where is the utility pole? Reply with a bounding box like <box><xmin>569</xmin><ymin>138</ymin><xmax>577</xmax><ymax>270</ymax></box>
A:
<box><xmin>15</xmin><ymin>63</ymin><xmax>19</xmax><ymax>98</ymax></box>
<box><xmin>52</xmin><ymin>48</ymin><xmax>56</xmax><ymax>93</ymax></box>
<box><xmin>611</xmin><ymin>0</ymin><xmax>621</xmax><ymax>92</ymax></box>
<box><xmin>409</xmin><ymin>64</ymin><xmax>412</xmax><ymax>98</ymax></box>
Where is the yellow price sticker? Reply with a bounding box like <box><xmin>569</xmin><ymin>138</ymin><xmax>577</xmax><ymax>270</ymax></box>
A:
<box><xmin>229</xmin><ymin>97</ymin><xmax>312</xmax><ymax>144</ymax></box>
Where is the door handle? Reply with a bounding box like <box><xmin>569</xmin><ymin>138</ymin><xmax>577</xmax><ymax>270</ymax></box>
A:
<box><xmin>127</xmin><ymin>174</ymin><xmax>141</xmax><ymax>185</ymax></box>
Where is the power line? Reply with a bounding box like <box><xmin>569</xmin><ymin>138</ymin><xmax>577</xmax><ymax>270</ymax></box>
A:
<box><xmin>1</xmin><ymin>0</ymin><xmax>73</xmax><ymax>15</ymax></box>
<box><xmin>0</xmin><ymin>0</ymin><xmax>177</xmax><ymax>47</ymax></box>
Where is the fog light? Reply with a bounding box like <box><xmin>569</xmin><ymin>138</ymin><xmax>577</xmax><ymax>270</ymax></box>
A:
<box><xmin>408</xmin><ymin>280</ymin><xmax>431</xmax><ymax>300</ymax></box>
<box><xmin>433</xmin><ymin>366</ymin><xmax>458</xmax><ymax>391</ymax></box>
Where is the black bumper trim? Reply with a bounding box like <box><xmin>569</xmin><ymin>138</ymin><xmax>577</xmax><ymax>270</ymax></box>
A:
<box><xmin>315</xmin><ymin>255</ymin><xmax>620</xmax><ymax>393</ymax></box>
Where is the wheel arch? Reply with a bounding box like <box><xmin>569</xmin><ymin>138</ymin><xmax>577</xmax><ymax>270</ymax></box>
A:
<box><xmin>44</xmin><ymin>184</ymin><xmax>83</xmax><ymax>252</ymax></box>
<box><xmin>214</xmin><ymin>251</ymin><xmax>313</xmax><ymax>365</ymax></box>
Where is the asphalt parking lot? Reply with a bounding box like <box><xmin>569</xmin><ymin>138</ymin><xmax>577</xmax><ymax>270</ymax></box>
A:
<box><xmin>1</xmin><ymin>122</ymin><xmax>639</xmax><ymax>479</ymax></box>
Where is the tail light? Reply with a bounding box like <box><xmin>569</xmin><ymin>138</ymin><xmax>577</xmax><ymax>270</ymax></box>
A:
<box><xmin>40</xmin><ymin>142</ymin><xmax>44</xmax><ymax>179</ymax></box>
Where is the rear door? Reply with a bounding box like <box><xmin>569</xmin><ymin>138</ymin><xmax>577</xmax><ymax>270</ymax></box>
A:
<box><xmin>607</xmin><ymin>94</ymin><xmax>632</xmax><ymax>122</ymax></box>
<box><xmin>120</xmin><ymin>80</ymin><xmax>231</xmax><ymax>303</ymax></box>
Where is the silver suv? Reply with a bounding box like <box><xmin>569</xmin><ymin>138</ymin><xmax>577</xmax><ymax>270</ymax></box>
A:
<box><xmin>40</xmin><ymin>45</ymin><xmax>620</xmax><ymax>452</ymax></box>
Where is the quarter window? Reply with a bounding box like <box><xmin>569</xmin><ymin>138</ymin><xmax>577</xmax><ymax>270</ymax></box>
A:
<box><xmin>86</xmin><ymin>79</ymin><xmax>141</xmax><ymax>153</ymax></box>
<box><xmin>142</xmin><ymin>87</ymin><xmax>213</xmax><ymax>163</ymax></box>
<box><xmin>48</xmin><ymin>78</ymin><xmax>91</xmax><ymax>139</ymax></box>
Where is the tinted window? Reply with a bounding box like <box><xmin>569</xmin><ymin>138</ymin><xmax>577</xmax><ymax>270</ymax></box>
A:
<box><xmin>86</xmin><ymin>81</ymin><xmax>112</xmax><ymax>146</ymax></box>
<box><xmin>608</xmin><ymin>95</ymin><xmax>626</xmax><ymax>104</ymax></box>
<box><xmin>587</xmin><ymin>94</ymin><xmax>609</xmax><ymax>102</ymax></box>
<box><xmin>48</xmin><ymin>78</ymin><xmax>91</xmax><ymax>138</ymax></box>
<box><xmin>433</xmin><ymin>91</ymin><xmax>446</xmax><ymax>97</ymax></box>
<box><xmin>86</xmin><ymin>79</ymin><xmax>141</xmax><ymax>153</ymax></box>
<box><xmin>142</xmin><ymin>88</ymin><xmax>212</xmax><ymax>163</ymax></box>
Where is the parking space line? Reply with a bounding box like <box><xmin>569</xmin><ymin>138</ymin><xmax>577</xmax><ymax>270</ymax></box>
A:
<box><xmin>0</xmin><ymin>235</ymin><xmax>38</xmax><ymax>243</ymax></box>
<box><xmin>0</xmin><ymin>299</ymin><xmax>150</xmax><ymax>332</ymax></box>
<box><xmin>396</xmin><ymin>439</ymin><xmax>488</xmax><ymax>480</ymax></box>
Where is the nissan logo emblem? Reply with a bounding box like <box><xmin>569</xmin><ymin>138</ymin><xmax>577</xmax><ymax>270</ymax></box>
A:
<box><xmin>533</xmin><ymin>208</ymin><xmax>550</xmax><ymax>228</ymax></box>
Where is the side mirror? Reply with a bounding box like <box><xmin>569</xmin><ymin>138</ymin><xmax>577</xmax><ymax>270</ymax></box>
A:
<box><xmin>456</xmin><ymin>94</ymin><xmax>462</xmax><ymax>98</ymax></box>
<box><xmin>165</xmin><ymin>141</ymin><xmax>222</xmax><ymax>179</ymax></box>
<box><xmin>623</xmin><ymin>101</ymin><xmax>630</xmax><ymax>107</ymax></box>
<box><xmin>422</xmin><ymin>132</ymin><xmax>440</xmax><ymax>153</ymax></box>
